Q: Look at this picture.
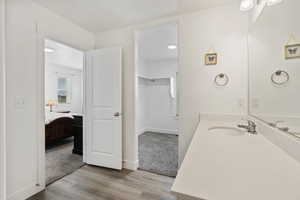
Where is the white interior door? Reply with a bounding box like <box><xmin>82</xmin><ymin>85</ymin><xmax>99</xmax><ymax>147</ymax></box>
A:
<box><xmin>0</xmin><ymin>0</ymin><xmax>5</xmax><ymax>198</ymax></box>
<box><xmin>85</xmin><ymin>47</ymin><xmax>122</xmax><ymax>170</ymax></box>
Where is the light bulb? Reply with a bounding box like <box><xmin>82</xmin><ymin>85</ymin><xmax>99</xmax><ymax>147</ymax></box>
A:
<box><xmin>267</xmin><ymin>0</ymin><xmax>283</xmax><ymax>6</ymax></box>
<box><xmin>44</xmin><ymin>48</ymin><xmax>55</xmax><ymax>53</ymax></box>
<box><xmin>168</xmin><ymin>45</ymin><xmax>177</xmax><ymax>50</ymax></box>
<box><xmin>240</xmin><ymin>0</ymin><xmax>255</xmax><ymax>11</ymax></box>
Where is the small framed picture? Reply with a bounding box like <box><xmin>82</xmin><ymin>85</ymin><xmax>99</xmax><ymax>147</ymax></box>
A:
<box><xmin>205</xmin><ymin>53</ymin><xmax>218</xmax><ymax>65</ymax></box>
<box><xmin>285</xmin><ymin>44</ymin><xmax>300</xmax><ymax>59</ymax></box>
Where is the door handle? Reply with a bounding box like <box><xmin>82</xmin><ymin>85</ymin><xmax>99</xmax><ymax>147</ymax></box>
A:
<box><xmin>114</xmin><ymin>112</ymin><xmax>122</xmax><ymax>117</ymax></box>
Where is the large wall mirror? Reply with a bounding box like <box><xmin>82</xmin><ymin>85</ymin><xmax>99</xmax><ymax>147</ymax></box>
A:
<box><xmin>249</xmin><ymin>0</ymin><xmax>300</xmax><ymax>139</ymax></box>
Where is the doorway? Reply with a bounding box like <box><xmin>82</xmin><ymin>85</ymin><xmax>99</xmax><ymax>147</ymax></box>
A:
<box><xmin>44</xmin><ymin>39</ymin><xmax>84</xmax><ymax>185</ymax></box>
<box><xmin>40</xmin><ymin>39</ymin><xmax>123</xmax><ymax>186</ymax></box>
<box><xmin>135</xmin><ymin>23</ymin><xmax>179</xmax><ymax>177</ymax></box>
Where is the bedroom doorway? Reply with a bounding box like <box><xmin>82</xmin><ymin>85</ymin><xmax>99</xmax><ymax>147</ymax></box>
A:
<box><xmin>44</xmin><ymin>39</ymin><xmax>84</xmax><ymax>185</ymax></box>
<box><xmin>135</xmin><ymin>23</ymin><xmax>179</xmax><ymax>177</ymax></box>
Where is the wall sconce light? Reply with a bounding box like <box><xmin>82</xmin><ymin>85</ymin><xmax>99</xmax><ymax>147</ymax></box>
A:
<box><xmin>240</xmin><ymin>0</ymin><xmax>283</xmax><ymax>12</ymax></box>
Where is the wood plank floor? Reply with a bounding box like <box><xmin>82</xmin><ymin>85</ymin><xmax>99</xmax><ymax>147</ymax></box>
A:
<box><xmin>28</xmin><ymin>165</ymin><xmax>188</xmax><ymax>200</ymax></box>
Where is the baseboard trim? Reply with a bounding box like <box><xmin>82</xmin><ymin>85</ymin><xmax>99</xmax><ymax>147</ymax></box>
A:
<box><xmin>172</xmin><ymin>192</ymin><xmax>201</xmax><ymax>200</ymax></box>
<box><xmin>144</xmin><ymin>128</ymin><xmax>178</xmax><ymax>135</ymax></box>
<box><xmin>137</xmin><ymin>127</ymin><xmax>179</xmax><ymax>136</ymax></box>
<box><xmin>123</xmin><ymin>160</ymin><xmax>138</xmax><ymax>171</ymax></box>
<box><xmin>137</xmin><ymin>128</ymin><xmax>148</xmax><ymax>136</ymax></box>
<box><xmin>7</xmin><ymin>183</ymin><xmax>44</xmax><ymax>200</ymax></box>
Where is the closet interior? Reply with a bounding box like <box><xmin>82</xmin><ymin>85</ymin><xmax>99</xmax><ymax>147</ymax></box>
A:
<box><xmin>136</xmin><ymin>23</ymin><xmax>179</xmax><ymax>177</ymax></box>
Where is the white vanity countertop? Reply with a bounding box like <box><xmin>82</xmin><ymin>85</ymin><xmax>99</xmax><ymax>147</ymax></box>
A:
<box><xmin>172</xmin><ymin>119</ymin><xmax>300</xmax><ymax>200</ymax></box>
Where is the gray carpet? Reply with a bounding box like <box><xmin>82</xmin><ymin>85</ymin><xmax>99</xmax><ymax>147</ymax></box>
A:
<box><xmin>138</xmin><ymin>132</ymin><xmax>178</xmax><ymax>177</ymax></box>
<box><xmin>46</xmin><ymin>138</ymin><xmax>84</xmax><ymax>185</ymax></box>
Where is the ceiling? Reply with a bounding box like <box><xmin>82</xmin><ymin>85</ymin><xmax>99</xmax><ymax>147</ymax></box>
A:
<box><xmin>33</xmin><ymin>0</ymin><xmax>238</xmax><ymax>33</ymax></box>
<box><xmin>45</xmin><ymin>39</ymin><xmax>84</xmax><ymax>70</ymax></box>
<box><xmin>138</xmin><ymin>23</ymin><xmax>177</xmax><ymax>61</ymax></box>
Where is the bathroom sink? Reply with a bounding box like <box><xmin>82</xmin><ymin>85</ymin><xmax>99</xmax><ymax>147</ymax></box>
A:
<box><xmin>208</xmin><ymin>126</ymin><xmax>245</xmax><ymax>136</ymax></box>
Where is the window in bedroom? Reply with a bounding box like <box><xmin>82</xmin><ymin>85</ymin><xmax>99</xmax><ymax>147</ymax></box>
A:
<box><xmin>57</xmin><ymin>77</ymin><xmax>72</xmax><ymax>104</ymax></box>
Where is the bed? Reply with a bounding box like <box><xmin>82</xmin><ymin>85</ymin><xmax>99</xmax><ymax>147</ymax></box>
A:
<box><xmin>45</xmin><ymin>111</ymin><xmax>74</xmax><ymax>146</ymax></box>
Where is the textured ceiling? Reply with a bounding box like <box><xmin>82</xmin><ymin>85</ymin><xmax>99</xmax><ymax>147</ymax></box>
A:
<box><xmin>33</xmin><ymin>0</ymin><xmax>238</xmax><ymax>33</ymax></box>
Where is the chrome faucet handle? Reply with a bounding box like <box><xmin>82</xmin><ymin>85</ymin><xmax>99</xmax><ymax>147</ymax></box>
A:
<box><xmin>247</xmin><ymin>120</ymin><xmax>256</xmax><ymax>126</ymax></box>
<box><xmin>238</xmin><ymin>118</ymin><xmax>257</xmax><ymax>134</ymax></box>
<box><xmin>240</xmin><ymin>118</ymin><xmax>255</xmax><ymax>125</ymax></box>
<box><xmin>278</xmin><ymin>127</ymin><xmax>289</xmax><ymax>132</ymax></box>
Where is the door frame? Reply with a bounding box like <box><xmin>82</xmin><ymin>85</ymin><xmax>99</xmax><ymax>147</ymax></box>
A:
<box><xmin>36</xmin><ymin>35</ymin><xmax>86</xmax><ymax>189</ymax></box>
<box><xmin>0</xmin><ymin>0</ymin><xmax>6</xmax><ymax>198</ymax></box>
<box><xmin>133</xmin><ymin>20</ymin><xmax>180</xmax><ymax>169</ymax></box>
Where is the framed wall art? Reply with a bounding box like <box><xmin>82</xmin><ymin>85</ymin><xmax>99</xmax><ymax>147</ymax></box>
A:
<box><xmin>205</xmin><ymin>53</ymin><xmax>218</xmax><ymax>65</ymax></box>
<box><xmin>285</xmin><ymin>43</ymin><xmax>300</xmax><ymax>59</ymax></box>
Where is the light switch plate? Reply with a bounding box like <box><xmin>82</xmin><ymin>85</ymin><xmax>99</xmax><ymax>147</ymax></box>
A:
<box><xmin>252</xmin><ymin>98</ymin><xmax>260</xmax><ymax>109</ymax></box>
<box><xmin>238</xmin><ymin>98</ymin><xmax>245</xmax><ymax>108</ymax></box>
<box><xmin>15</xmin><ymin>96</ymin><xmax>25</xmax><ymax>109</ymax></box>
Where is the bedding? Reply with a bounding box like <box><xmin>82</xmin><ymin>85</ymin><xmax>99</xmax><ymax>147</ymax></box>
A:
<box><xmin>45</xmin><ymin>111</ymin><xmax>74</xmax><ymax>124</ymax></box>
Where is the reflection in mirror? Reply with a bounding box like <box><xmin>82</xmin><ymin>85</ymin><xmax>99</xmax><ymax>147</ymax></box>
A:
<box><xmin>248</xmin><ymin>0</ymin><xmax>300</xmax><ymax>139</ymax></box>
<box><xmin>57</xmin><ymin>77</ymin><xmax>72</xmax><ymax>104</ymax></box>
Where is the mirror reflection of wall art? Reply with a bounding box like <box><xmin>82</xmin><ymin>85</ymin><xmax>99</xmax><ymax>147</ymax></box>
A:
<box><xmin>205</xmin><ymin>53</ymin><xmax>218</xmax><ymax>65</ymax></box>
<box><xmin>285</xmin><ymin>44</ymin><xmax>300</xmax><ymax>59</ymax></box>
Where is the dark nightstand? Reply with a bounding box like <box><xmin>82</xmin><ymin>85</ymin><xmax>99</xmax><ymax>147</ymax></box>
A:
<box><xmin>72</xmin><ymin>115</ymin><xmax>83</xmax><ymax>155</ymax></box>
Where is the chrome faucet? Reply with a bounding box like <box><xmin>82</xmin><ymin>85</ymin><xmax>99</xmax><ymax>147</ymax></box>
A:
<box><xmin>238</xmin><ymin>120</ymin><xmax>257</xmax><ymax>134</ymax></box>
<box><xmin>268</xmin><ymin>120</ymin><xmax>284</xmax><ymax>127</ymax></box>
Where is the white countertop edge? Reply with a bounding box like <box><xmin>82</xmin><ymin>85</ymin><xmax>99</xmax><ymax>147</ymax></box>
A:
<box><xmin>200</xmin><ymin>113</ymin><xmax>300</xmax><ymax>163</ymax></box>
<box><xmin>249</xmin><ymin>115</ymin><xmax>300</xmax><ymax>163</ymax></box>
<box><xmin>172</xmin><ymin>114</ymin><xmax>300</xmax><ymax>200</ymax></box>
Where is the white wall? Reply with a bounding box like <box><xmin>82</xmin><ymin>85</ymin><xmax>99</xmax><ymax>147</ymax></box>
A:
<box><xmin>4</xmin><ymin>1</ymin><xmax>248</xmax><ymax>199</ymax></box>
<box><xmin>45</xmin><ymin>64</ymin><xmax>83</xmax><ymax>113</ymax></box>
<box><xmin>0</xmin><ymin>0</ymin><xmax>6</xmax><ymax>199</ymax></box>
<box><xmin>136</xmin><ymin>77</ymin><xmax>148</xmax><ymax>134</ymax></box>
<box><xmin>139</xmin><ymin>59</ymin><xmax>178</xmax><ymax>78</ymax></box>
<box><xmin>137</xmin><ymin>59</ymin><xmax>178</xmax><ymax>135</ymax></box>
<box><xmin>137</xmin><ymin>23</ymin><xmax>178</xmax><ymax>61</ymax></box>
<box><xmin>5</xmin><ymin>1</ymin><xmax>94</xmax><ymax>199</ymax></box>
<box><xmin>249</xmin><ymin>0</ymin><xmax>300</xmax><ymax>123</ymax></box>
<box><xmin>95</xmin><ymin>3</ymin><xmax>248</xmax><ymax>167</ymax></box>
<box><xmin>45</xmin><ymin>39</ymin><xmax>84</xmax><ymax>114</ymax></box>
<box><xmin>178</xmin><ymin>5</ymin><xmax>248</xmax><ymax>161</ymax></box>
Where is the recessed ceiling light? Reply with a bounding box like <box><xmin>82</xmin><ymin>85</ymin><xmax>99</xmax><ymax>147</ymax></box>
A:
<box><xmin>240</xmin><ymin>0</ymin><xmax>254</xmax><ymax>11</ymax></box>
<box><xmin>266</xmin><ymin>0</ymin><xmax>283</xmax><ymax>6</ymax></box>
<box><xmin>44</xmin><ymin>48</ymin><xmax>55</xmax><ymax>53</ymax></box>
<box><xmin>168</xmin><ymin>45</ymin><xmax>177</xmax><ymax>50</ymax></box>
